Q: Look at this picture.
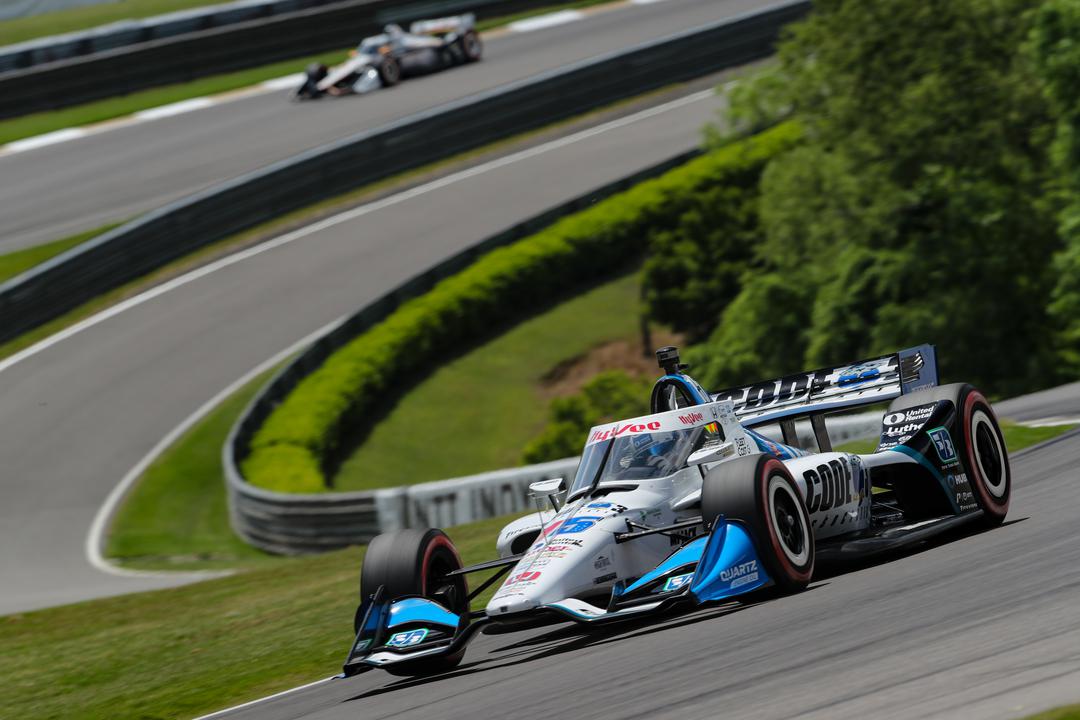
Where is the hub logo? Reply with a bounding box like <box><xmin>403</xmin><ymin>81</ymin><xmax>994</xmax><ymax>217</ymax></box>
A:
<box><xmin>387</xmin><ymin>628</ymin><xmax>428</xmax><ymax>648</ymax></box>
<box><xmin>663</xmin><ymin>573</ymin><xmax>693</xmax><ymax>592</ymax></box>
<box><xmin>928</xmin><ymin>427</ymin><xmax>958</xmax><ymax>464</ymax></box>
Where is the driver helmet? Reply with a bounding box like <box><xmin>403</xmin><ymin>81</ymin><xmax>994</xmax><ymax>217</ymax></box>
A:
<box><xmin>619</xmin><ymin>432</ymin><xmax>677</xmax><ymax>468</ymax></box>
<box><xmin>383</xmin><ymin>23</ymin><xmax>404</xmax><ymax>37</ymax></box>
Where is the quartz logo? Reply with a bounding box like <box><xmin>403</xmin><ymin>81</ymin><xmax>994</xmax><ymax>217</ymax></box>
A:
<box><xmin>720</xmin><ymin>561</ymin><xmax>759</xmax><ymax>589</ymax></box>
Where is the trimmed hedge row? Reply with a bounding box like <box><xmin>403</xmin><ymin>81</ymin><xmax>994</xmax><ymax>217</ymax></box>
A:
<box><xmin>243</xmin><ymin>122</ymin><xmax>802</xmax><ymax>493</ymax></box>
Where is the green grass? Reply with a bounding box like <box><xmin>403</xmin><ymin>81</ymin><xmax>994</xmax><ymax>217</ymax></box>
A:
<box><xmin>4</xmin><ymin>509</ymin><xmax>528</xmax><ymax>720</ymax></box>
<box><xmin>1024</xmin><ymin>705</ymin><xmax>1080</xmax><ymax>720</ymax></box>
<box><xmin>106</xmin><ymin>369</ymin><xmax>279</xmax><ymax>570</ymax></box>
<box><xmin>0</xmin><ymin>222</ymin><xmax>120</xmax><ymax>284</ymax></box>
<box><xmin>835</xmin><ymin>420</ymin><xmax>1076</xmax><ymax>455</ymax></box>
<box><xmin>0</xmin><ymin>0</ymin><xmax>230</xmax><ymax>46</ymax></box>
<box><xmin>332</xmin><ymin>269</ymin><xmax>646</xmax><ymax>492</ymax></box>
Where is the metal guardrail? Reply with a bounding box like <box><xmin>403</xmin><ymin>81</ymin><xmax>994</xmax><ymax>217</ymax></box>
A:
<box><xmin>0</xmin><ymin>0</ymin><xmax>590</xmax><ymax>117</ymax></box>
<box><xmin>0</xmin><ymin>0</ymin><xmax>810</xmax><ymax>344</ymax></box>
<box><xmin>230</xmin><ymin>457</ymin><xmax>580</xmax><ymax>554</ymax></box>
<box><xmin>222</xmin><ymin>149</ymin><xmax>700</xmax><ymax>554</ymax></box>
<box><xmin>0</xmin><ymin>0</ymin><xmax>343</xmax><ymax>72</ymax></box>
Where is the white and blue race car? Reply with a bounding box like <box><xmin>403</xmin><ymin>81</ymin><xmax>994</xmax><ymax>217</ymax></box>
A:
<box><xmin>342</xmin><ymin>344</ymin><xmax>1010</xmax><ymax>677</ymax></box>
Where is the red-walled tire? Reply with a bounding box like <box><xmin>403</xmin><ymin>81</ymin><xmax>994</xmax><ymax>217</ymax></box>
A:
<box><xmin>359</xmin><ymin>528</ymin><xmax>468</xmax><ymax>675</ymax></box>
<box><xmin>702</xmin><ymin>454</ymin><xmax>815</xmax><ymax>591</ymax></box>
<box><xmin>888</xmin><ymin>383</ymin><xmax>1010</xmax><ymax>527</ymax></box>
<box><xmin>459</xmin><ymin>30</ymin><xmax>482</xmax><ymax>62</ymax></box>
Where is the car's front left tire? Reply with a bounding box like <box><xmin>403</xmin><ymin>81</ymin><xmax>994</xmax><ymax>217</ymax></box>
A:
<box><xmin>358</xmin><ymin>528</ymin><xmax>468</xmax><ymax>676</ymax></box>
<box><xmin>701</xmin><ymin>453</ymin><xmax>815</xmax><ymax>592</ymax></box>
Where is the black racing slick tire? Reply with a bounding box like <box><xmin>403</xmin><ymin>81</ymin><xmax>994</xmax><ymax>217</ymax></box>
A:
<box><xmin>358</xmin><ymin>528</ymin><xmax>468</xmax><ymax>676</ymax></box>
<box><xmin>377</xmin><ymin>56</ymin><xmax>401</xmax><ymax>86</ymax></box>
<box><xmin>459</xmin><ymin>30</ymin><xmax>483</xmax><ymax>62</ymax></box>
<box><xmin>887</xmin><ymin>383</ymin><xmax>1010</xmax><ymax>527</ymax></box>
<box><xmin>701</xmin><ymin>454</ymin><xmax>814</xmax><ymax>592</ymax></box>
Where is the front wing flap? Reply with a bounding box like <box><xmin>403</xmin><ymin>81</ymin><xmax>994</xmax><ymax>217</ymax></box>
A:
<box><xmin>343</xmin><ymin>594</ymin><xmax>470</xmax><ymax>675</ymax></box>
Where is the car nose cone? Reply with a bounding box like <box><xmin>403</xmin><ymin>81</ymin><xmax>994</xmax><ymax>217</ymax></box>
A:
<box><xmin>486</xmin><ymin>594</ymin><xmax>538</xmax><ymax>616</ymax></box>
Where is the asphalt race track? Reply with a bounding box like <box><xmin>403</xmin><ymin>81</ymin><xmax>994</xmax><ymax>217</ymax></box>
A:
<box><xmin>217</xmin><ymin>428</ymin><xmax>1080</xmax><ymax>720</ymax></box>
<box><xmin>0</xmin><ymin>0</ymin><xmax>767</xmax><ymax>253</ymax></box>
<box><xmin>0</xmin><ymin>81</ymin><xmax>728</xmax><ymax>615</ymax></box>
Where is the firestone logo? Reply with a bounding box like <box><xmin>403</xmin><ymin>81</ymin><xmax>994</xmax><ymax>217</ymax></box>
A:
<box><xmin>678</xmin><ymin>411</ymin><xmax>705</xmax><ymax>426</ymax></box>
<box><xmin>590</xmin><ymin>421</ymin><xmax>662</xmax><ymax>443</ymax></box>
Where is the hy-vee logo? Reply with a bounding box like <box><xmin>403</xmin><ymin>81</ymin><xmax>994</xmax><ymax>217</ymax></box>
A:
<box><xmin>678</xmin><ymin>411</ymin><xmax>705</xmax><ymax>426</ymax></box>
<box><xmin>590</xmin><ymin>421</ymin><xmax>662</xmax><ymax>443</ymax></box>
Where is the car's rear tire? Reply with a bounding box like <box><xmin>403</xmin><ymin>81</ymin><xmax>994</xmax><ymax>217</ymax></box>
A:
<box><xmin>378</xmin><ymin>56</ymin><xmax>401</xmax><ymax>86</ymax></box>
<box><xmin>887</xmin><ymin>383</ymin><xmax>1010</xmax><ymax>527</ymax></box>
<box><xmin>458</xmin><ymin>30</ymin><xmax>482</xmax><ymax>62</ymax></box>
<box><xmin>358</xmin><ymin>528</ymin><xmax>468</xmax><ymax>676</ymax></box>
<box><xmin>701</xmin><ymin>454</ymin><xmax>814</xmax><ymax>592</ymax></box>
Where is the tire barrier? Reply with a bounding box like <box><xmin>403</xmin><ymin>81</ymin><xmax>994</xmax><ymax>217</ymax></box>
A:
<box><xmin>0</xmin><ymin>0</ymin><xmax>810</xmax><ymax>344</ymax></box>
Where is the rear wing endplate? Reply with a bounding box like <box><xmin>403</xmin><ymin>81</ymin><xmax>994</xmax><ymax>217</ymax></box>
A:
<box><xmin>710</xmin><ymin>344</ymin><xmax>938</xmax><ymax>427</ymax></box>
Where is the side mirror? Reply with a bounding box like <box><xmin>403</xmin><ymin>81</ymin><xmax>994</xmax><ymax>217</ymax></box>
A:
<box><xmin>529</xmin><ymin>477</ymin><xmax>565</xmax><ymax>511</ymax></box>
<box><xmin>686</xmin><ymin>442</ymin><xmax>735</xmax><ymax>467</ymax></box>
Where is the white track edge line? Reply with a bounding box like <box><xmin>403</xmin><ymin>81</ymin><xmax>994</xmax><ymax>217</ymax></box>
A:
<box><xmin>508</xmin><ymin>9</ymin><xmax>585</xmax><ymax>32</ymax></box>
<box><xmin>0</xmin><ymin>87</ymin><xmax>714</xmax><ymax>379</ymax></box>
<box><xmin>84</xmin><ymin>317</ymin><xmax>347</xmax><ymax>577</ymax></box>
<box><xmin>191</xmin><ymin>675</ymin><xmax>340</xmax><ymax>720</ymax></box>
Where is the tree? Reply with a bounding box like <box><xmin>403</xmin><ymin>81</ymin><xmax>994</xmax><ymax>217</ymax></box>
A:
<box><xmin>691</xmin><ymin>0</ymin><xmax>1061</xmax><ymax>395</ymax></box>
<box><xmin>642</xmin><ymin>183</ymin><xmax>758</xmax><ymax>340</ymax></box>
<box><xmin>1029</xmin><ymin>0</ymin><xmax>1080</xmax><ymax>375</ymax></box>
<box><xmin>522</xmin><ymin>371</ymin><xmax>650</xmax><ymax>464</ymax></box>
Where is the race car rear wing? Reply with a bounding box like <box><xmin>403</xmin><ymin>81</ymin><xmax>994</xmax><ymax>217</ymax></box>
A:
<box><xmin>709</xmin><ymin>343</ymin><xmax>938</xmax><ymax>427</ymax></box>
<box><xmin>410</xmin><ymin>13</ymin><xmax>475</xmax><ymax>36</ymax></box>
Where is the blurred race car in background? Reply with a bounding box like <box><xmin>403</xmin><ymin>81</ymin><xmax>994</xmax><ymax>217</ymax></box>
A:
<box><xmin>340</xmin><ymin>343</ymin><xmax>1012</xmax><ymax>677</ymax></box>
<box><xmin>292</xmin><ymin>14</ymin><xmax>482</xmax><ymax>100</ymax></box>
